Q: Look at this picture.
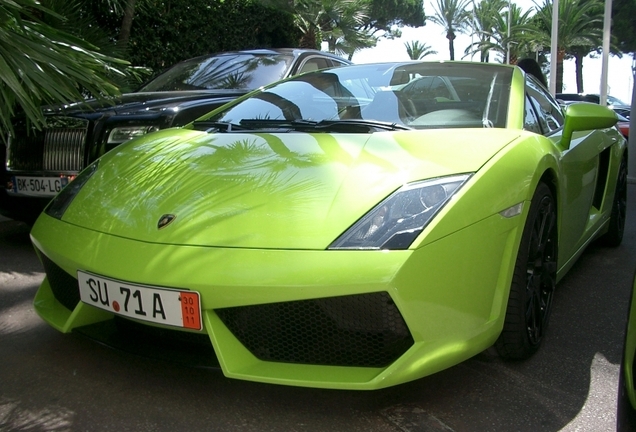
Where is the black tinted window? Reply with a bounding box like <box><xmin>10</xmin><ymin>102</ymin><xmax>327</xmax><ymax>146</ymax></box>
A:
<box><xmin>524</xmin><ymin>96</ymin><xmax>542</xmax><ymax>134</ymax></box>
<box><xmin>527</xmin><ymin>77</ymin><xmax>564</xmax><ymax>134</ymax></box>
<box><xmin>140</xmin><ymin>54</ymin><xmax>294</xmax><ymax>92</ymax></box>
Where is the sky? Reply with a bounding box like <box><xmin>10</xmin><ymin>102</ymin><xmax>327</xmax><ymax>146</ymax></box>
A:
<box><xmin>348</xmin><ymin>0</ymin><xmax>635</xmax><ymax>103</ymax></box>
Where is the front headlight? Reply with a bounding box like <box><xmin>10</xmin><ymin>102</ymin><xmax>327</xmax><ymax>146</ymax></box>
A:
<box><xmin>329</xmin><ymin>174</ymin><xmax>472</xmax><ymax>250</ymax></box>
<box><xmin>45</xmin><ymin>160</ymin><xmax>100</xmax><ymax>220</ymax></box>
<box><xmin>107</xmin><ymin>125</ymin><xmax>159</xmax><ymax>144</ymax></box>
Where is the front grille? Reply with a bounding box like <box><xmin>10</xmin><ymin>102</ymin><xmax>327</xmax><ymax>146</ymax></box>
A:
<box><xmin>216</xmin><ymin>292</ymin><xmax>414</xmax><ymax>368</ymax></box>
<box><xmin>7</xmin><ymin>129</ymin><xmax>45</xmax><ymax>170</ymax></box>
<box><xmin>43</xmin><ymin>127</ymin><xmax>87</xmax><ymax>171</ymax></box>
<box><xmin>40</xmin><ymin>252</ymin><xmax>80</xmax><ymax>311</ymax></box>
<box><xmin>8</xmin><ymin>117</ymin><xmax>88</xmax><ymax>171</ymax></box>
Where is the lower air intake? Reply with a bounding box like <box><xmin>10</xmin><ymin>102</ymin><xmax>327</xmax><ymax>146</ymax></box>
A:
<box><xmin>40</xmin><ymin>251</ymin><xmax>80</xmax><ymax>311</ymax></box>
<box><xmin>216</xmin><ymin>292</ymin><xmax>413</xmax><ymax>368</ymax></box>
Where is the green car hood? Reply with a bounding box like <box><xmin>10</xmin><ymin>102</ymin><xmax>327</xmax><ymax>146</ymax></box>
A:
<box><xmin>63</xmin><ymin>128</ymin><xmax>520</xmax><ymax>249</ymax></box>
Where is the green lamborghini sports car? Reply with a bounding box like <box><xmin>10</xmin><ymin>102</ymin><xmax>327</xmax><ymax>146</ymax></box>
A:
<box><xmin>31</xmin><ymin>61</ymin><xmax>626</xmax><ymax>390</ymax></box>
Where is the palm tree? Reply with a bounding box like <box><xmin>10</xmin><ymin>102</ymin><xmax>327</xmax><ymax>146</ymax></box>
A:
<box><xmin>329</xmin><ymin>29</ymin><xmax>377</xmax><ymax>60</ymax></box>
<box><xmin>404</xmin><ymin>40</ymin><xmax>438</xmax><ymax>59</ymax></box>
<box><xmin>40</xmin><ymin>0</ymin><xmax>150</xmax><ymax>92</ymax></box>
<box><xmin>113</xmin><ymin>0</ymin><xmax>136</xmax><ymax>49</ymax></box>
<box><xmin>428</xmin><ymin>0</ymin><xmax>472</xmax><ymax>60</ymax></box>
<box><xmin>318</xmin><ymin>0</ymin><xmax>376</xmax><ymax>55</ymax></box>
<box><xmin>263</xmin><ymin>0</ymin><xmax>374</xmax><ymax>54</ymax></box>
<box><xmin>0</xmin><ymin>0</ymin><xmax>131</xmax><ymax>140</ymax></box>
<box><xmin>532</xmin><ymin>0</ymin><xmax>604</xmax><ymax>93</ymax></box>
<box><xmin>465</xmin><ymin>3</ymin><xmax>536</xmax><ymax>64</ymax></box>
<box><xmin>464</xmin><ymin>0</ymin><xmax>507</xmax><ymax>62</ymax></box>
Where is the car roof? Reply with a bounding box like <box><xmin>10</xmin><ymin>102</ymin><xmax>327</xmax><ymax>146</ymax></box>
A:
<box><xmin>181</xmin><ymin>48</ymin><xmax>349</xmax><ymax>63</ymax></box>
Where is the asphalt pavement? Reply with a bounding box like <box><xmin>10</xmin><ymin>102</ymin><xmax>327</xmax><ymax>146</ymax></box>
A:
<box><xmin>1</xmin><ymin>186</ymin><xmax>636</xmax><ymax>432</ymax></box>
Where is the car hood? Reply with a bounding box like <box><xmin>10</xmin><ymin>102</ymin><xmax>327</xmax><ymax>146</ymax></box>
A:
<box><xmin>44</xmin><ymin>90</ymin><xmax>246</xmax><ymax>116</ymax></box>
<box><xmin>62</xmin><ymin>128</ymin><xmax>521</xmax><ymax>249</ymax></box>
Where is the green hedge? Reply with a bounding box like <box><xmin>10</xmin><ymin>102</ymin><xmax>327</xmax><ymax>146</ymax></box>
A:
<box><xmin>94</xmin><ymin>0</ymin><xmax>301</xmax><ymax>71</ymax></box>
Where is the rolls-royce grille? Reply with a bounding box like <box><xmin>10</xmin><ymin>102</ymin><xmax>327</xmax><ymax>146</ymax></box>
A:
<box><xmin>8</xmin><ymin>117</ymin><xmax>87</xmax><ymax>171</ymax></box>
<box><xmin>43</xmin><ymin>127</ymin><xmax>87</xmax><ymax>171</ymax></box>
<box><xmin>215</xmin><ymin>292</ymin><xmax>414</xmax><ymax>368</ymax></box>
<box><xmin>40</xmin><ymin>251</ymin><xmax>80</xmax><ymax>311</ymax></box>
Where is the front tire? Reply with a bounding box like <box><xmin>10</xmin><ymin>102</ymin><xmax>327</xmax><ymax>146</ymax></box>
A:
<box><xmin>496</xmin><ymin>182</ymin><xmax>557</xmax><ymax>360</ymax></box>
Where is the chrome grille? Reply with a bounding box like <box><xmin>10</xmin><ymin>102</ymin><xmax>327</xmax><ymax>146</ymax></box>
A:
<box><xmin>6</xmin><ymin>130</ymin><xmax>44</xmax><ymax>170</ymax></box>
<box><xmin>7</xmin><ymin>116</ymin><xmax>88</xmax><ymax>172</ymax></box>
<box><xmin>43</xmin><ymin>128</ymin><xmax>87</xmax><ymax>171</ymax></box>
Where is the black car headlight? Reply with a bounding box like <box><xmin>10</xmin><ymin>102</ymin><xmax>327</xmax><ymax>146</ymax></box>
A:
<box><xmin>45</xmin><ymin>160</ymin><xmax>100</xmax><ymax>220</ymax></box>
<box><xmin>329</xmin><ymin>174</ymin><xmax>472</xmax><ymax>250</ymax></box>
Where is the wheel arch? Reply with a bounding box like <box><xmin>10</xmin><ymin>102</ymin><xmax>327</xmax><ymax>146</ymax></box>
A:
<box><xmin>516</xmin><ymin>150</ymin><xmax>560</xmax><ymax>239</ymax></box>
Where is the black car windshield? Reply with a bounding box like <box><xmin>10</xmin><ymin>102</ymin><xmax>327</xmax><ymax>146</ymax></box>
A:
<box><xmin>139</xmin><ymin>53</ymin><xmax>295</xmax><ymax>92</ymax></box>
<box><xmin>608</xmin><ymin>95</ymin><xmax>629</xmax><ymax>106</ymax></box>
<box><xmin>203</xmin><ymin>62</ymin><xmax>514</xmax><ymax>130</ymax></box>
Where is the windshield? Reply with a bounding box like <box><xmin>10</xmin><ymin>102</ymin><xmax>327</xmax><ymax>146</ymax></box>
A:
<box><xmin>203</xmin><ymin>62</ymin><xmax>513</xmax><ymax>130</ymax></box>
<box><xmin>608</xmin><ymin>95</ymin><xmax>629</xmax><ymax>106</ymax></box>
<box><xmin>139</xmin><ymin>53</ymin><xmax>295</xmax><ymax>92</ymax></box>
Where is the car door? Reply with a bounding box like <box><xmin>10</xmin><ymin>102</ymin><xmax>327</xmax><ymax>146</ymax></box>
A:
<box><xmin>525</xmin><ymin>77</ymin><xmax>615</xmax><ymax>263</ymax></box>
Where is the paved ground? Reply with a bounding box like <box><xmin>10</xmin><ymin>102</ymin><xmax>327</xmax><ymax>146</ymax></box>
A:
<box><xmin>1</xmin><ymin>186</ymin><xmax>636</xmax><ymax>432</ymax></box>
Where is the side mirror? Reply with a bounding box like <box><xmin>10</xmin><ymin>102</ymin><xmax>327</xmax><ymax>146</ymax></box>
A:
<box><xmin>561</xmin><ymin>102</ymin><xmax>618</xmax><ymax>149</ymax></box>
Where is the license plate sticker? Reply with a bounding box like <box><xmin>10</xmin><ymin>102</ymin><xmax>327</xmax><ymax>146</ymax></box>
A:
<box><xmin>10</xmin><ymin>176</ymin><xmax>69</xmax><ymax>197</ymax></box>
<box><xmin>77</xmin><ymin>271</ymin><xmax>202</xmax><ymax>330</ymax></box>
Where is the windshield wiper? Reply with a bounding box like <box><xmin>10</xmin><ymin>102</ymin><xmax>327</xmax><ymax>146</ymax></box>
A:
<box><xmin>240</xmin><ymin>118</ymin><xmax>411</xmax><ymax>133</ymax></box>
<box><xmin>239</xmin><ymin>119</ymin><xmax>319</xmax><ymax>130</ymax></box>
<box><xmin>191</xmin><ymin>120</ymin><xmax>247</xmax><ymax>133</ymax></box>
<box><xmin>194</xmin><ymin>118</ymin><xmax>412</xmax><ymax>134</ymax></box>
<box><xmin>314</xmin><ymin>119</ymin><xmax>412</xmax><ymax>132</ymax></box>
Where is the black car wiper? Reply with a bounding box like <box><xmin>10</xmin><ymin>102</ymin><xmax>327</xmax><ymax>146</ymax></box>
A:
<box><xmin>313</xmin><ymin>119</ymin><xmax>412</xmax><ymax>132</ymax></box>
<box><xmin>240</xmin><ymin>118</ymin><xmax>412</xmax><ymax>133</ymax></box>
<box><xmin>239</xmin><ymin>119</ymin><xmax>319</xmax><ymax>131</ymax></box>
<box><xmin>191</xmin><ymin>120</ymin><xmax>248</xmax><ymax>133</ymax></box>
<box><xmin>194</xmin><ymin>119</ymin><xmax>412</xmax><ymax>134</ymax></box>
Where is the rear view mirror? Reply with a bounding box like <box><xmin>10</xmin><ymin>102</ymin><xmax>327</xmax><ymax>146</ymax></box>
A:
<box><xmin>561</xmin><ymin>102</ymin><xmax>618</xmax><ymax>148</ymax></box>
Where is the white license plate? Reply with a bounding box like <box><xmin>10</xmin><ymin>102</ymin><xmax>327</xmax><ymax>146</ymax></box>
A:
<box><xmin>11</xmin><ymin>176</ymin><xmax>69</xmax><ymax>197</ymax></box>
<box><xmin>77</xmin><ymin>271</ymin><xmax>202</xmax><ymax>330</ymax></box>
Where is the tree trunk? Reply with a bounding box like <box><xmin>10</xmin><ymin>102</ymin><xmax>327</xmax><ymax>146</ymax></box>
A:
<box><xmin>118</xmin><ymin>0</ymin><xmax>137</xmax><ymax>50</ymax></box>
<box><xmin>481</xmin><ymin>48</ymin><xmax>489</xmax><ymax>63</ymax></box>
<box><xmin>447</xmin><ymin>30</ymin><xmax>456</xmax><ymax>60</ymax></box>
<box><xmin>556</xmin><ymin>48</ymin><xmax>566</xmax><ymax>93</ymax></box>
<box><xmin>327</xmin><ymin>36</ymin><xmax>337</xmax><ymax>53</ymax></box>
<box><xmin>299</xmin><ymin>27</ymin><xmax>318</xmax><ymax>49</ymax></box>
<box><xmin>575</xmin><ymin>52</ymin><xmax>584</xmax><ymax>93</ymax></box>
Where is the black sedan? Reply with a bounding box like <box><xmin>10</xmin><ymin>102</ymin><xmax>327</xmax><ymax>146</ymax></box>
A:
<box><xmin>556</xmin><ymin>92</ymin><xmax>631</xmax><ymax>119</ymax></box>
<box><xmin>1</xmin><ymin>48</ymin><xmax>350</xmax><ymax>223</ymax></box>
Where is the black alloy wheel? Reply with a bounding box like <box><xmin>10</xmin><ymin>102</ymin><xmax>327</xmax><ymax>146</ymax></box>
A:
<box><xmin>524</xmin><ymin>189</ymin><xmax>557</xmax><ymax>346</ymax></box>
<box><xmin>496</xmin><ymin>182</ymin><xmax>557</xmax><ymax>360</ymax></box>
